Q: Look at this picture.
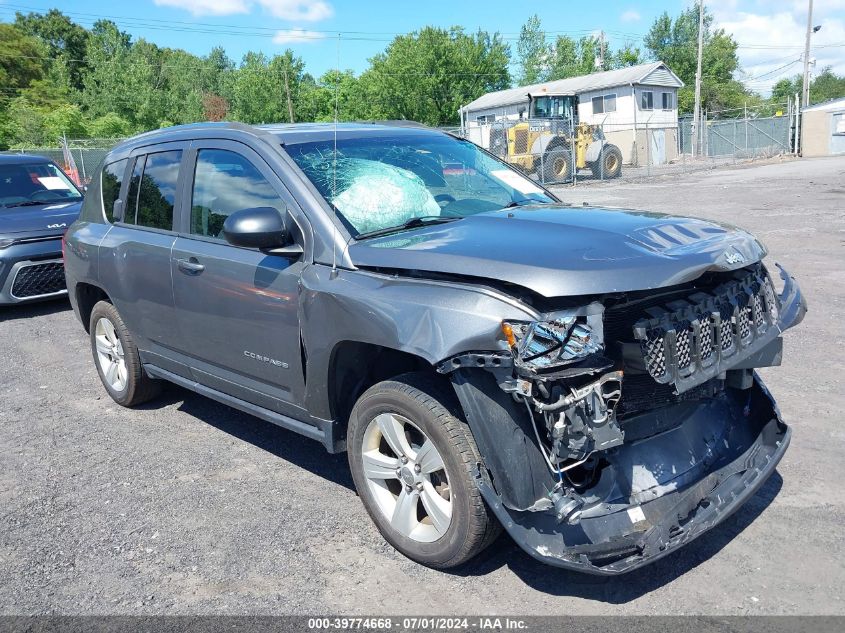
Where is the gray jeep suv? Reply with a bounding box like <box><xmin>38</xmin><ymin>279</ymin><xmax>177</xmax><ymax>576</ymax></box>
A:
<box><xmin>64</xmin><ymin>122</ymin><xmax>805</xmax><ymax>574</ymax></box>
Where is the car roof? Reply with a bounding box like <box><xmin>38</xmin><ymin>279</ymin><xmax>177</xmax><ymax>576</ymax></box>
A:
<box><xmin>107</xmin><ymin>120</ymin><xmax>449</xmax><ymax>157</ymax></box>
<box><xmin>0</xmin><ymin>154</ymin><xmax>56</xmax><ymax>165</ymax></box>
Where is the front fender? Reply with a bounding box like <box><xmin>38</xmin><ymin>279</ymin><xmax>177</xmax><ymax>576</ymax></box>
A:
<box><xmin>585</xmin><ymin>140</ymin><xmax>606</xmax><ymax>163</ymax></box>
<box><xmin>298</xmin><ymin>264</ymin><xmax>538</xmax><ymax>419</ymax></box>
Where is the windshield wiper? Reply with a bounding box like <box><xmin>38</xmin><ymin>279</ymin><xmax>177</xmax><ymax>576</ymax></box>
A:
<box><xmin>3</xmin><ymin>199</ymin><xmax>79</xmax><ymax>208</ymax></box>
<box><xmin>355</xmin><ymin>215</ymin><xmax>460</xmax><ymax>240</ymax></box>
<box><xmin>502</xmin><ymin>199</ymin><xmax>552</xmax><ymax>209</ymax></box>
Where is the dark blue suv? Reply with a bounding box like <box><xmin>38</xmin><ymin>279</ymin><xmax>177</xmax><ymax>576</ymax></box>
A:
<box><xmin>0</xmin><ymin>154</ymin><xmax>83</xmax><ymax>304</ymax></box>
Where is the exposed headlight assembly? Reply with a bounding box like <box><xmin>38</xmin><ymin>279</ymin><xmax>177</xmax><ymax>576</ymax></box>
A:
<box><xmin>502</xmin><ymin>307</ymin><xmax>608</xmax><ymax>378</ymax></box>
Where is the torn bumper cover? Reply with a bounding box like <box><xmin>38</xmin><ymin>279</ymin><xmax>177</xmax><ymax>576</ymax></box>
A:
<box><xmin>476</xmin><ymin>375</ymin><xmax>789</xmax><ymax>575</ymax></box>
<box><xmin>454</xmin><ymin>265</ymin><xmax>805</xmax><ymax>575</ymax></box>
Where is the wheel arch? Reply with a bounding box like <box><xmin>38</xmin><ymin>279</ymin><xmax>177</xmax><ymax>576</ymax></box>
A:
<box><xmin>74</xmin><ymin>282</ymin><xmax>112</xmax><ymax>333</ymax></box>
<box><xmin>326</xmin><ymin>341</ymin><xmax>447</xmax><ymax>447</ymax></box>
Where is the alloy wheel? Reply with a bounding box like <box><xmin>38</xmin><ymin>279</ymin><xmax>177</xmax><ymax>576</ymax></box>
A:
<box><xmin>94</xmin><ymin>317</ymin><xmax>127</xmax><ymax>392</ymax></box>
<box><xmin>361</xmin><ymin>412</ymin><xmax>453</xmax><ymax>543</ymax></box>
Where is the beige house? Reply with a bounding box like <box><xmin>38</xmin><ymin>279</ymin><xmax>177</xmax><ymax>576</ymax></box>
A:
<box><xmin>460</xmin><ymin>62</ymin><xmax>684</xmax><ymax>165</ymax></box>
<box><xmin>801</xmin><ymin>97</ymin><xmax>845</xmax><ymax>157</ymax></box>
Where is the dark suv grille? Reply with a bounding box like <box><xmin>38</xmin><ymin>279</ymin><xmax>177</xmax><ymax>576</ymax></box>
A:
<box><xmin>633</xmin><ymin>266</ymin><xmax>780</xmax><ymax>393</ymax></box>
<box><xmin>11</xmin><ymin>262</ymin><xmax>66</xmax><ymax>299</ymax></box>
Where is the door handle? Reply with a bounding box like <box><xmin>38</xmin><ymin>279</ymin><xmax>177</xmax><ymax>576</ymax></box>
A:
<box><xmin>176</xmin><ymin>257</ymin><xmax>205</xmax><ymax>274</ymax></box>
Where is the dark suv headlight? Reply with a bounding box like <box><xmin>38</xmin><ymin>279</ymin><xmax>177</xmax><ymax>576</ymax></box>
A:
<box><xmin>502</xmin><ymin>316</ymin><xmax>603</xmax><ymax>374</ymax></box>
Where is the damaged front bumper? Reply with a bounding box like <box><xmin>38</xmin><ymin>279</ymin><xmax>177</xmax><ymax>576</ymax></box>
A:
<box><xmin>476</xmin><ymin>375</ymin><xmax>789</xmax><ymax>575</ymax></box>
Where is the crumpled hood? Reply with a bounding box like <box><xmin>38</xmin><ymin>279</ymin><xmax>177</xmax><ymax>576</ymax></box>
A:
<box><xmin>0</xmin><ymin>200</ymin><xmax>81</xmax><ymax>238</ymax></box>
<box><xmin>347</xmin><ymin>205</ymin><xmax>767</xmax><ymax>297</ymax></box>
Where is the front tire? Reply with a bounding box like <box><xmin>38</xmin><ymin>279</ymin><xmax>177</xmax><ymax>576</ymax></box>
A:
<box><xmin>348</xmin><ymin>373</ymin><xmax>500</xmax><ymax>568</ymax></box>
<box><xmin>542</xmin><ymin>147</ymin><xmax>574</xmax><ymax>183</ymax></box>
<box><xmin>590</xmin><ymin>144</ymin><xmax>623</xmax><ymax>179</ymax></box>
<box><xmin>89</xmin><ymin>300</ymin><xmax>161</xmax><ymax>407</ymax></box>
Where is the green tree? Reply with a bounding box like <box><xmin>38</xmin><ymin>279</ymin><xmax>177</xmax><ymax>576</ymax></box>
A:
<box><xmin>807</xmin><ymin>67</ymin><xmax>845</xmax><ymax>104</ymax></box>
<box><xmin>548</xmin><ymin>35</ymin><xmax>606</xmax><ymax>80</ymax></box>
<box><xmin>359</xmin><ymin>27</ymin><xmax>510</xmax><ymax>126</ymax></box>
<box><xmin>0</xmin><ymin>24</ymin><xmax>46</xmax><ymax>100</ymax></box>
<box><xmin>2</xmin><ymin>97</ymin><xmax>48</xmax><ymax>146</ymax></box>
<box><xmin>81</xmin><ymin>20</ymin><xmax>133</xmax><ymax>122</ymax></box>
<box><xmin>772</xmin><ymin>68</ymin><xmax>845</xmax><ymax>108</ymax></box>
<box><xmin>516</xmin><ymin>15</ymin><xmax>548</xmax><ymax>85</ymax></box>
<box><xmin>14</xmin><ymin>9</ymin><xmax>89</xmax><ymax>92</ymax></box>
<box><xmin>88</xmin><ymin>112</ymin><xmax>132</xmax><ymax>137</ymax></box>
<box><xmin>43</xmin><ymin>103</ymin><xmax>88</xmax><ymax>141</ymax></box>
<box><xmin>645</xmin><ymin>6</ymin><xmax>747</xmax><ymax>114</ymax></box>
<box><xmin>611</xmin><ymin>43</ymin><xmax>644</xmax><ymax>69</ymax></box>
<box><xmin>230</xmin><ymin>50</ymin><xmax>305</xmax><ymax>124</ymax></box>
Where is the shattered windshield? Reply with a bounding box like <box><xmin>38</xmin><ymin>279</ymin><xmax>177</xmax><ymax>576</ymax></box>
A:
<box><xmin>285</xmin><ymin>133</ymin><xmax>554</xmax><ymax>237</ymax></box>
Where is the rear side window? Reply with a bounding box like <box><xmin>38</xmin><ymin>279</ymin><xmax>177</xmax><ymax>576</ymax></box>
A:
<box><xmin>190</xmin><ymin>149</ymin><xmax>284</xmax><ymax>240</ymax></box>
<box><xmin>102</xmin><ymin>159</ymin><xmax>127</xmax><ymax>223</ymax></box>
<box><xmin>124</xmin><ymin>150</ymin><xmax>182</xmax><ymax>230</ymax></box>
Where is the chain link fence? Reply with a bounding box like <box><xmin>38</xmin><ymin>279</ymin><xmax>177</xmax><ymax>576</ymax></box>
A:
<box><xmin>0</xmin><ymin>138</ymin><xmax>124</xmax><ymax>186</ymax></box>
<box><xmin>2</xmin><ymin>109</ymin><xmax>797</xmax><ymax>190</ymax></box>
<box><xmin>458</xmin><ymin>106</ymin><xmax>797</xmax><ymax>187</ymax></box>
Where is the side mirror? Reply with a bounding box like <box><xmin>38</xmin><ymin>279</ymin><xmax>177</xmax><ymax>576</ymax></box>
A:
<box><xmin>222</xmin><ymin>207</ymin><xmax>289</xmax><ymax>250</ymax></box>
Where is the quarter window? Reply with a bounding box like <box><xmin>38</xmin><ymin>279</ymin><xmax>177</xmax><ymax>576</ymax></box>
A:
<box><xmin>101</xmin><ymin>159</ymin><xmax>127</xmax><ymax>223</ymax></box>
<box><xmin>124</xmin><ymin>151</ymin><xmax>182</xmax><ymax>230</ymax></box>
<box><xmin>190</xmin><ymin>149</ymin><xmax>284</xmax><ymax>240</ymax></box>
<box><xmin>641</xmin><ymin>91</ymin><xmax>654</xmax><ymax>110</ymax></box>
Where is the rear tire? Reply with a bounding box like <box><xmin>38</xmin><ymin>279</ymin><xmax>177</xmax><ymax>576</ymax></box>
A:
<box><xmin>590</xmin><ymin>144</ymin><xmax>623</xmax><ymax>179</ymax></box>
<box><xmin>89</xmin><ymin>300</ymin><xmax>161</xmax><ymax>407</ymax></box>
<box><xmin>542</xmin><ymin>147</ymin><xmax>574</xmax><ymax>183</ymax></box>
<box><xmin>348</xmin><ymin>372</ymin><xmax>500</xmax><ymax>568</ymax></box>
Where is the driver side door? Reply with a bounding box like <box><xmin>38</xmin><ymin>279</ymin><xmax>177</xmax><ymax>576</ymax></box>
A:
<box><xmin>170</xmin><ymin>140</ymin><xmax>308</xmax><ymax>417</ymax></box>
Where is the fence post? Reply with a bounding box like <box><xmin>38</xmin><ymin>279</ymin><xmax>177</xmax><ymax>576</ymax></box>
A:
<box><xmin>744</xmin><ymin>102</ymin><xmax>748</xmax><ymax>156</ymax></box>
<box><xmin>77</xmin><ymin>147</ymin><xmax>86</xmax><ymax>182</ymax></box>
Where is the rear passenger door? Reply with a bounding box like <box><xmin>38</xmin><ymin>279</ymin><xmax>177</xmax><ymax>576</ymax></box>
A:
<box><xmin>97</xmin><ymin>143</ymin><xmax>188</xmax><ymax>374</ymax></box>
<box><xmin>170</xmin><ymin>140</ymin><xmax>308</xmax><ymax>416</ymax></box>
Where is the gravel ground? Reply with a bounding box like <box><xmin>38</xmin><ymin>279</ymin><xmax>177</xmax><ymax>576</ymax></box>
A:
<box><xmin>1</xmin><ymin>156</ymin><xmax>843</xmax><ymax>616</ymax></box>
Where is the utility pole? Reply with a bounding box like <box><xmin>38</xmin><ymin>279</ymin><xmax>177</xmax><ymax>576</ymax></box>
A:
<box><xmin>598</xmin><ymin>31</ymin><xmax>606</xmax><ymax>71</ymax></box>
<box><xmin>283</xmin><ymin>66</ymin><xmax>295</xmax><ymax>123</ymax></box>
<box><xmin>802</xmin><ymin>0</ymin><xmax>814</xmax><ymax>108</ymax></box>
<box><xmin>691</xmin><ymin>0</ymin><xmax>705</xmax><ymax>157</ymax></box>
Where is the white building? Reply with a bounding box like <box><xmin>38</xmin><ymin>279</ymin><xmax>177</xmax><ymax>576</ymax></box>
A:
<box><xmin>460</xmin><ymin>61</ymin><xmax>685</xmax><ymax>165</ymax></box>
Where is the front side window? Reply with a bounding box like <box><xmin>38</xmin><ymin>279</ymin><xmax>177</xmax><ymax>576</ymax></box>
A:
<box><xmin>190</xmin><ymin>149</ymin><xmax>284</xmax><ymax>240</ymax></box>
<box><xmin>102</xmin><ymin>159</ymin><xmax>127</xmax><ymax>223</ymax></box>
<box><xmin>641</xmin><ymin>91</ymin><xmax>654</xmax><ymax>110</ymax></box>
<box><xmin>0</xmin><ymin>161</ymin><xmax>82</xmax><ymax>209</ymax></box>
<box><xmin>124</xmin><ymin>150</ymin><xmax>181</xmax><ymax>230</ymax></box>
<box><xmin>286</xmin><ymin>132</ymin><xmax>555</xmax><ymax>237</ymax></box>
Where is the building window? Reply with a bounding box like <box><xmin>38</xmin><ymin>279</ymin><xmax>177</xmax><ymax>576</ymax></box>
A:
<box><xmin>641</xmin><ymin>91</ymin><xmax>654</xmax><ymax>110</ymax></box>
<box><xmin>476</xmin><ymin>115</ymin><xmax>494</xmax><ymax>123</ymax></box>
<box><xmin>591</xmin><ymin>93</ymin><xmax>617</xmax><ymax>114</ymax></box>
<box><xmin>662</xmin><ymin>92</ymin><xmax>673</xmax><ymax>110</ymax></box>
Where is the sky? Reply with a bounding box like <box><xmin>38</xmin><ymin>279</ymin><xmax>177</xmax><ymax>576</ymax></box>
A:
<box><xmin>0</xmin><ymin>0</ymin><xmax>842</xmax><ymax>96</ymax></box>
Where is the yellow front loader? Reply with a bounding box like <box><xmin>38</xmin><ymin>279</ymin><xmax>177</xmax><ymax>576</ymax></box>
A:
<box><xmin>486</xmin><ymin>92</ymin><xmax>623</xmax><ymax>183</ymax></box>
<box><xmin>498</xmin><ymin>120</ymin><xmax>622</xmax><ymax>183</ymax></box>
